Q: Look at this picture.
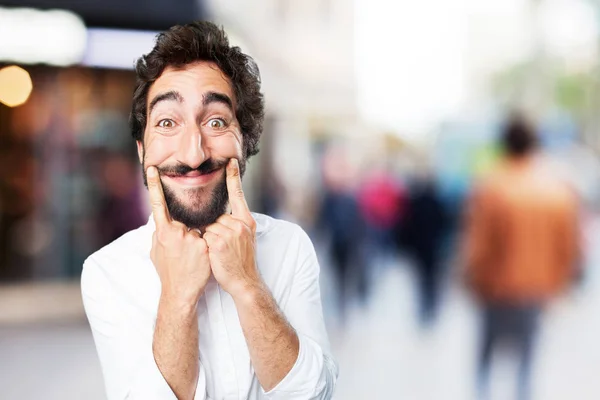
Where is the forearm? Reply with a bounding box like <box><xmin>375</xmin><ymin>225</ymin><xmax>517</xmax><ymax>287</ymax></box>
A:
<box><xmin>233</xmin><ymin>284</ymin><xmax>299</xmax><ymax>392</ymax></box>
<box><xmin>153</xmin><ymin>295</ymin><xmax>200</xmax><ymax>400</ymax></box>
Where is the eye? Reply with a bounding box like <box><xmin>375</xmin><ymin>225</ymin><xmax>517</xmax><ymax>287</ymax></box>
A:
<box><xmin>207</xmin><ymin>118</ymin><xmax>227</xmax><ymax>129</ymax></box>
<box><xmin>157</xmin><ymin>119</ymin><xmax>176</xmax><ymax>129</ymax></box>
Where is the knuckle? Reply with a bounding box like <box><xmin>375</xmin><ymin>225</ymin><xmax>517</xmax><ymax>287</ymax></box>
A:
<box><xmin>229</xmin><ymin>165</ymin><xmax>240</xmax><ymax>177</ymax></box>
<box><xmin>172</xmin><ymin>221</ymin><xmax>185</xmax><ymax>230</ymax></box>
<box><xmin>199</xmin><ymin>239</ymin><xmax>209</xmax><ymax>252</ymax></box>
<box><xmin>203</xmin><ymin>232</ymin><xmax>214</xmax><ymax>244</ymax></box>
<box><xmin>233</xmin><ymin>221</ymin><xmax>245</xmax><ymax>234</ymax></box>
<box><xmin>205</xmin><ymin>225</ymin><xmax>216</xmax><ymax>234</ymax></box>
<box><xmin>215</xmin><ymin>238</ymin><xmax>226</xmax><ymax>251</ymax></box>
<box><xmin>169</xmin><ymin>223</ymin><xmax>185</xmax><ymax>236</ymax></box>
<box><xmin>150</xmin><ymin>199</ymin><xmax>163</xmax><ymax>208</ymax></box>
<box><xmin>156</xmin><ymin>229</ymin><xmax>169</xmax><ymax>243</ymax></box>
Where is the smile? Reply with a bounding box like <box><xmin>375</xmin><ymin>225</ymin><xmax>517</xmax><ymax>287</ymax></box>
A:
<box><xmin>163</xmin><ymin>168</ymin><xmax>222</xmax><ymax>187</ymax></box>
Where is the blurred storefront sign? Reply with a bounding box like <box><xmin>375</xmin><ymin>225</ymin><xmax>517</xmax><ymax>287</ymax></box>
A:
<box><xmin>0</xmin><ymin>0</ymin><xmax>204</xmax><ymax>68</ymax></box>
<box><xmin>0</xmin><ymin>7</ymin><xmax>87</xmax><ymax>66</ymax></box>
<box><xmin>82</xmin><ymin>28</ymin><xmax>159</xmax><ymax>70</ymax></box>
<box><xmin>0</xmin><ymin>0</ymin><xmax>201</xmax><ymax>31</ymax></box>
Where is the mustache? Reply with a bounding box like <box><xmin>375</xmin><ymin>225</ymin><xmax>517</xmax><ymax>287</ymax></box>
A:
<box><xmin>157</xmin><ymin>158</ymin><xmax>230</xmax><ymax>176</ymax></box>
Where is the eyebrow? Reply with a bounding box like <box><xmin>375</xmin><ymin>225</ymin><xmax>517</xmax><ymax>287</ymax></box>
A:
<box><xmin>148</xmin><ymin>90</ymin><xmax>183</xmax><ymax>115</ymax></box>
<box><xmin>203</xmin><ymin>91</ymin><xmax>234</xmax><ymax>113</ymax></box>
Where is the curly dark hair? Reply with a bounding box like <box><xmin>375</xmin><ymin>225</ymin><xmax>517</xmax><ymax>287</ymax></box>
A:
<box><xmin>130</xmin><ymin>21</ymin><xmax>265</xmax><ymax>160</ymax></box>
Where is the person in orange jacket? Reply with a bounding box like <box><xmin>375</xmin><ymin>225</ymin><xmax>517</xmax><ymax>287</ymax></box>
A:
<box><xmin>463</xmin><ymin>113</ymin><xmax>581</xmax><ymax>400</ymax></box>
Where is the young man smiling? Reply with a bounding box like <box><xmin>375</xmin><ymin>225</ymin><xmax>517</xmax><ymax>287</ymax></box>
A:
<box><xmin>81</xmin><ymin>21</ymin><xmax>338</xmax><ymax>400</ymax></box>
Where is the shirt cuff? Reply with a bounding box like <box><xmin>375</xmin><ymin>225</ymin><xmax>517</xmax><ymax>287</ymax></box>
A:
<box><xmin>262</xmin><ymin>334</ymin><xmax>337</xmax><ymax>399</ymax></box>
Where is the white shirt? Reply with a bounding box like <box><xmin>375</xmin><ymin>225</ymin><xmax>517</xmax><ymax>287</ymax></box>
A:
<box><xmin>81</xmin><ymin>213</ymin><xmax>338</xmax><ymax>400</ymax></box>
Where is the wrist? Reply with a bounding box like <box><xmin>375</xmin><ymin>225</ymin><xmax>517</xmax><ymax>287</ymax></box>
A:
<box><xmin>159</xmin><ymin>291</ymin><xmax>199</xmax><ymax>316</ymax></box>
<box><xmin>231</xmin><ymin>279</ymin><xmax>268</xmax><ymax>307</ymax></box>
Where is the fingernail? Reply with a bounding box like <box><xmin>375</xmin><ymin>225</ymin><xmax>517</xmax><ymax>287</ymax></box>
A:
<box><xmin>147</xmin><ymin>166</ymin><xmax>156</xmax><ymax>177</ymax></box>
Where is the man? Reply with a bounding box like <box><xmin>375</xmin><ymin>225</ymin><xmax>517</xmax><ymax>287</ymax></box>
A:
<box><xmin>463</xmin><ymin>114</ymin><xmax>580</xmax><ymax>400</ymax></box>
<box><xmin>81</xmin><ymin>21</ymin><xmax>338</xmax><ymax>400</ymax></box>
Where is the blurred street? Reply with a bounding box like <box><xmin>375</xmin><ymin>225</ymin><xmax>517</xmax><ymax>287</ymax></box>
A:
<box><xmin>2</xmin><ymin>227</ymin><xmax>600</xmax><ymax>400</ymax></box>
<box><xmin>328</xmin><ymin>260</ymin><xmax>600</xmax><ymax>400</ymax></box>
<box><xmin>0</xmin><ymin>321</ymin><xmax>103</xmax><ymax>400</ymax></box>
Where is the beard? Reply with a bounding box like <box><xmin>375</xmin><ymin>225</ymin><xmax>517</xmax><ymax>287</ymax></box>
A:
<box><xmin>142</xmin><ymin>156</ymin><xmax>246</xmax><ymax>230</ymax></box>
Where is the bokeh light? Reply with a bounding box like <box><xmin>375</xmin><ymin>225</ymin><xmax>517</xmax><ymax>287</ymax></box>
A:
<box><xmin>0</xmin><ymin>65</ymin><xmax>33</xmax><ymax>107</ymax></box>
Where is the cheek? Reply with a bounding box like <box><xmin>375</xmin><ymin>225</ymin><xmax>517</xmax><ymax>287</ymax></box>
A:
<box><xmin>143</xmin><ymin>135</ymin><xmax>179</xmax><ymax>165</ymax></box>
<box><xmin>208</xmin><ymin>134</ymin><xmax>243</xmax><ymax>159</ymax></box>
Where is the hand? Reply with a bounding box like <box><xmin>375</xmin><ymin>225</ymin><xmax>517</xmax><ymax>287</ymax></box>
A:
<box><xmin>203</xmin><ymin>159</ymin><xmax>261</xmax><ymax>297</ymax></box>
<box><xmin>147</xmin><ymin>166</ymin><xmax>211</xmax><ymax>305</ymax></box>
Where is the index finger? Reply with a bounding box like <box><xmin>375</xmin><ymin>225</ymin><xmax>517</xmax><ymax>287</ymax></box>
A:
<box><xmin>147</xmin><ymin>166</ymin><xmax>170</xmax><ymax>227</ymax></box>
<box><xmin>226</xmin><ymin>158</ymin><xmax>251</xmax><ymax>221</ymax></box>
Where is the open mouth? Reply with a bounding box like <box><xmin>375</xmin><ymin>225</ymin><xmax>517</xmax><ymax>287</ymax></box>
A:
<box><xmin>163</xmin><ymin>167</ymin><xmax>222</xmax><ymax>187</ymax></box>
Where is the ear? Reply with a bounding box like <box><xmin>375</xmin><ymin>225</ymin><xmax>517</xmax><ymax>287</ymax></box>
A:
<box><xmin>136</xmin><ymin>140</ymin><xmax>144</xmax><ymax>164</ymax></box>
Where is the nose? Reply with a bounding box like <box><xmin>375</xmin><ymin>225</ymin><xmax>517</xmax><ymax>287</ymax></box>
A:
<box><xmin>177</xmin><ymin>126</ymin><xmax>208</xmax><ymax>169</ymax></box>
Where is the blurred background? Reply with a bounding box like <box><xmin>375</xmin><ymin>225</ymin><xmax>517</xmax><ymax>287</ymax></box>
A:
<box><xmin>2</xmin><ymin>0</ymin><xmax>600</xmax><ymax>399</ymax></box>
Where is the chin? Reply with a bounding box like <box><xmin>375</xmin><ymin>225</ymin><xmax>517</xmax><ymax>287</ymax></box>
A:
<box><xmin>178</xmin><ymin>186</ymin><xmax>214</xmax><ymax>207</ymax></box>
<box><xmin>162</xmin><ymin>176</ymin><xmax>229</xmax><ymax>229</ymax></box>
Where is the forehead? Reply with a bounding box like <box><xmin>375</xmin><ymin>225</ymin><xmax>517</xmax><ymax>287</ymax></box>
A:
<box><xmin>147</xmin><ymin>61</ymin><xmax>235</xmax><ymax>107</ymax></box>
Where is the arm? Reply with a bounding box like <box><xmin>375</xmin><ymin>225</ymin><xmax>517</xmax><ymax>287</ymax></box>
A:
<box><xmin>208</xmin><ymin>228</ymin><xmax>337</xmax><ymax>399</ymax></box>
<box><xmin>203</xmin><ymin>159</ymin><xmax>337</xmax><ymax>399</ymax></box>
<box><xmin>258</xmin><ymin>227</ymin><xmax>338</xmax><ymax>399</ymax></box>
<box><xmin>146</xmin><ymin>166</ymin><xmax>212</xmax><ymax>399</ymax></box>
<box><xmin>153</xmin><ymin>296</ymin><xmax>200</xmax><ymax>399</ymax></box>
<box><xmin>233</xmin><ymin>283</ymin><xmax>300</xmax><ymax>391</ymax></box>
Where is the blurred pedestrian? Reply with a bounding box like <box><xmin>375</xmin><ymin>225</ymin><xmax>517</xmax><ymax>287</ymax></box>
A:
<box><xmin>319</xmin><ymin>185</ymin><xmax>365</xmax><ymax>321</ymax></box>
<box><xmin>318</xmin><ymin>144</ymin><xmax>366</xmax><ymax>323</ymax></box>
<box><xmin>358</xmin><ymin>166</ymin><xmax>406</xmax><ymax>270</ymax></box>
<box><xmin>399</xmin><ymin>176</ymin><xmax>448</xmax><ymax>327</ymax></box>
<box><xmin>463</xmin><ymin>114</ymin><xmax>580</xmax><ymax>400</ymax></box>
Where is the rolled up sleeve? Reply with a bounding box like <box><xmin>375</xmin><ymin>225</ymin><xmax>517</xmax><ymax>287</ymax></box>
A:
<box><xmin>81</xmin><ymin>256</ymin><xmax>207</xmax><ymax>400</ymax></box>
<box><xmin>263</xmin><ymin>227</ymin><xmax>338</xmax><ymax>399</ymax></box>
